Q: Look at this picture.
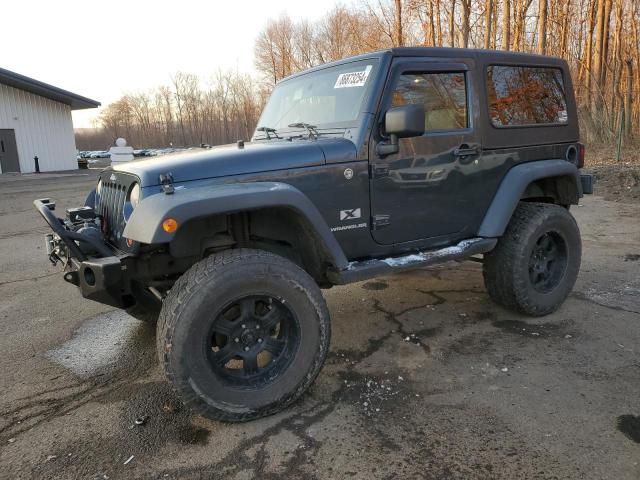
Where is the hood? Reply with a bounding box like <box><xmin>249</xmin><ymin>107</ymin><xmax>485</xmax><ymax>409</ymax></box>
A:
<box><xmin>110</xmin><ymin>138</ymin><xmax>356</xmax><ymax>186</ymax></box>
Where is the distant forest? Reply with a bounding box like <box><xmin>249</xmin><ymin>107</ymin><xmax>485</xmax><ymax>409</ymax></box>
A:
<box><xmin>75</xmin><ymin>0</ymin><xmax>640</xmax><ymax>151</ymax></box>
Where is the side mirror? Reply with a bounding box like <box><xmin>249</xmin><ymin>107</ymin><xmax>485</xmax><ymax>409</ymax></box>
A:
<box><xmin>377</xmin><ymin>104</ymin><xmax>425</xmax><ymax>157</ymax></box>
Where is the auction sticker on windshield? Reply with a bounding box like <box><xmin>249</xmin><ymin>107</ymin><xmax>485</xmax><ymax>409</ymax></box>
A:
<box><xmin>334</xmin><ymin>65</ymin><xmax>372</xmax><ymax>88</ymax></box>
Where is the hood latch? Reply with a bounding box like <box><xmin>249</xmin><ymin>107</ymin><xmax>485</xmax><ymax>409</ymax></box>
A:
<box><xmin>159</xmin><ymin>173</ymin><xmax>175</xmax><ymax>195</ymax></box>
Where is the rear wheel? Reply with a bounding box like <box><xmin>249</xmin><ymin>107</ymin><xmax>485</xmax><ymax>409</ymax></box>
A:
<box><xmin>483</xmin><ymin>202</ymin><xmax>581</xmax><ymax>316</ymax></box>
<box><xmin>157</xmin><ymin>249</ymin><xmax>330</xmax><ymax>422</ymax></box>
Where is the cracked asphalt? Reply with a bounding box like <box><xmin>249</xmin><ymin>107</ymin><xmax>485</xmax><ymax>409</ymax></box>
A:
<box><xmin>0</xmin><ymin>171</ymin><xmax>639</xmax><ymax>479</ymax></box>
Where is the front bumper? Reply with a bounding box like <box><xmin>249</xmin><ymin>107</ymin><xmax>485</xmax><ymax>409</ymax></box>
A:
<box><xmin>33</xmin><ymin>198</ymin><xmax>132</xmax><ymax>308</ymax></box>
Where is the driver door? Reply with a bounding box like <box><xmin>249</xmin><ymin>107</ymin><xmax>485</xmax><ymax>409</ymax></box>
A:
<box><xmin>369</xmin><ymin>59</ymin><xmax>482</xmax><ymax>246</ymax></box>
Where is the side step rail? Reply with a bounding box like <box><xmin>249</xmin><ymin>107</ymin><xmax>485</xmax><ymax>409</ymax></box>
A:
<box><xmin>328</xmin><ymin>237</ymin><xmax>497</xmax><ymax>285</ymax></box>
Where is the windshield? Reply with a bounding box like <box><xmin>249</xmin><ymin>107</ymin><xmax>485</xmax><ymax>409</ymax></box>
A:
<box><xmin>255</xmin><ymin>59</ymin><xmax>379</xmax><ymax>137</ymax></box>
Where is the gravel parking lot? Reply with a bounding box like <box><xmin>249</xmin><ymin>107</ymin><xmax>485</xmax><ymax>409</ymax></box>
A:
<box><xmin>0</xmin><ymin>170</ymin><xmax>639</xmax><ymax>479</ymax></box>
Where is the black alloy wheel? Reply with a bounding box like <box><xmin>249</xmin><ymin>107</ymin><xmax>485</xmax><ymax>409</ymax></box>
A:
<box><xmin>207</xmin><ymin>295</ymin><xmax>300</xmax><ymax>388</ymax></box>
<box><xmin>528</xmin><ymin>232</ymin><xmax>568</xmax><ymax>294</ymax></box>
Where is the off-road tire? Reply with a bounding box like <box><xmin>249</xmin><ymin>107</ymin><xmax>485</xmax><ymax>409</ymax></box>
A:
<box><xmin>157</xmin><ymin>249</ymin><xmax>331</xmax><ymax>422</ymax></box>
<box><xmin>483</xmin><ymin>202</ymin><xmax>581</xmax><ymax>316</ymax></box>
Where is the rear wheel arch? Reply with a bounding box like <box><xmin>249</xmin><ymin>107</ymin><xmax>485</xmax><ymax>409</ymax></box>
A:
<box><xmin>520</xmin><ymin>174</ymin><xmax>579</xmax><ymax>206</ymax></box>
<box><xmin>478</xmin><ymin>160</ymin><xmax>581</xmax><ymax>238</ymax></box>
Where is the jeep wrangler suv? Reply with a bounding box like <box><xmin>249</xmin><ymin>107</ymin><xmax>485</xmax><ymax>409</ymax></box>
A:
<box><xmin>35</xmin><ymin>48</ymin><xmax>593</xmax><ymax>422</ymax></box>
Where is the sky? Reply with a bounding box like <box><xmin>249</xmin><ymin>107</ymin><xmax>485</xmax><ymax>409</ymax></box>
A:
<box><xmin>4</xmin><ymin>0</ymin><xmax>338</xmax><ymax>128</ymax></box>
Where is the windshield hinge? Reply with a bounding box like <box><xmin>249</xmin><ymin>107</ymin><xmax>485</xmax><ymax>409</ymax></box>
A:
<box><xmin>159</xmin><ymin>173</ymin><xmax>175</xmax><ymax>194</ymax></box>
<box><xmin>372</xmin><ymin>214</ymin><xmax>391</xmax><ymax>229</ymax></box>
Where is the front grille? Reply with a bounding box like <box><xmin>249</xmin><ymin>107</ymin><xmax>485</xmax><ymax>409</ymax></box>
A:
<box><xmin>95</xmin><ymin>172</ymin><xmax>138</xmax><ymax>248</ymax></box>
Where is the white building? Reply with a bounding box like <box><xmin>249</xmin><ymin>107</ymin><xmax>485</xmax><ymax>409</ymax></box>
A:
<box><xmin>0</xmin><ymin>67</ymin><xmax>99</xmax><ymax>173</ymax></box>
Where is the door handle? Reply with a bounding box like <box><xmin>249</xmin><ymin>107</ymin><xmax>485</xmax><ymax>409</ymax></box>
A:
<box><xmin>370</xmin><ymin>164</ymin><xmax>390</xmax><ymax>179</ymax></box>
<box><xmin>453</xmin><ymin>145</ymin><xmax>480</xmax><ymax>157</ymax></box>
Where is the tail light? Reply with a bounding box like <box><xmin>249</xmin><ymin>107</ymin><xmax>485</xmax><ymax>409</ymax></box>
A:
<box><xmin>576</xmin><ymin>142</ymin><xmax>585</xmax><ymax>168</ymax></box>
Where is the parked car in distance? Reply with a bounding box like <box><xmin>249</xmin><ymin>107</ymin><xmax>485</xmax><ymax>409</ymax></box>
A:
<box><xmin>35</xmin><ymin>47</ymin><xmax>592</xmax><ymax>423</ymax></box>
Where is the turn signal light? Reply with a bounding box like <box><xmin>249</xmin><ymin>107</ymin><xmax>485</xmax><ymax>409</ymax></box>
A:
<box><xmin>162</xmin><ymin>218</ymin><xmax>178</xmax><ymax>233</ymax></box>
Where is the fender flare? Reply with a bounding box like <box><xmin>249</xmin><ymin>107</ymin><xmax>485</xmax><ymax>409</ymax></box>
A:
<box><xmin>122</xmin><ymin>181</ymin><xmax>349</xmax><ymax>269</ymax></box>
<box><xmin>478</xmin><ymin>159</ymin><xmax>581</xmax><ymax>238</ymax></box>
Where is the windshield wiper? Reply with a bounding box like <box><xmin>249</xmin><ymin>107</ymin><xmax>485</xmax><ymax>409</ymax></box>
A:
<box><xmin>256</xmin><ymin>126</ymin><xmax>280</xmax><ymax>140</ymax></box>
<box><xmin>288</xmin><ymin>122</ymin><xmax>319</xmax><ymax>140</ymax></box>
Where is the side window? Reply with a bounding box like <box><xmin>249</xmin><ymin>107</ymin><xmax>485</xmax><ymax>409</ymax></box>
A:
<box><xmin>486</xmin><ymin>66</ymin><xmax>568</xmax><ymax>126</ymax></box>
<box><xmin>391</xmin><ymin>72</ymin><xmax>468</xmax><ymax>132</ymax></box>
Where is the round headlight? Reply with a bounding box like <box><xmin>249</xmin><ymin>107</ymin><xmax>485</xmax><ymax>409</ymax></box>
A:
<box><xmin>129</xmin><ymin>183</ymin><xmax>141</xmax><ymax>208</ymax></box>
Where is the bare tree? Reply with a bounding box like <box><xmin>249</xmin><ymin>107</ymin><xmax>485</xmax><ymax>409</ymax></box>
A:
<box><xmin>537</xmin><ymin>0</ymin><xmax>548</xmax><ymax>54</ymax></box>
<box><xmin>449</xmin><ymin>0</ymin><xmax>456</xmax><ymax>47</ymax></box>
<box><xmin>395</xmin><ymin>0</ymin><xmax>404</xmax><ymax>46</ymax></box>
<box><xmin>501</xmin><ymin>0</ymin><xmax>511</xmax><ymax>50</ymax></box>
<box><xmin>485</xmin><ymin>0</ymin><xmax>494</xmax><ymax>49</ymax></box>
<box><xmin>83</xmin><ymin>0</ymin><xmax>640</xmax><ymax>150</ymax></box>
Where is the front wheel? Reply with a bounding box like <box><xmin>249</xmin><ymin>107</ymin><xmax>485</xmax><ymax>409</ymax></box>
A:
<box><xmin>157</xmin><ymin>249</ymin><xmax>330</xmax><ymax>422</ymax></box>
<box><xmin>483</xmin><ymin>202</ymin><xmax>582</xmax><ymax>316</ymax></box>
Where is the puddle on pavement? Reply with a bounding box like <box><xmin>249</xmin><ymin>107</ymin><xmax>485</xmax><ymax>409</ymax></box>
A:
<box><xmin>492</xmin><ymin>319</ymin><xmax>562</xmax><ymax>338</ymax></box>
<box><xmin>46</xmin><ymin>310</ymin><xmax>150</xmax><ymax>377</ymax></box>
<box><xmin>362</xmin><ymin>280</ymin><xmax>389</xmax><ymax>291</ymax></box>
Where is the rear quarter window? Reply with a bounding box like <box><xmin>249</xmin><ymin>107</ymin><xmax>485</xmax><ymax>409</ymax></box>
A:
<box><xmin>486</xmin><ymin>66</ymin><xmax>568</xmax><ymax>127</ymax></box>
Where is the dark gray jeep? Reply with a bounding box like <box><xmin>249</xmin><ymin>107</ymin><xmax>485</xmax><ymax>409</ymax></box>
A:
<box><xmin>35</xmin><ymin>48</ymin><xmax>593</xmax><ymax>422</ymax></box>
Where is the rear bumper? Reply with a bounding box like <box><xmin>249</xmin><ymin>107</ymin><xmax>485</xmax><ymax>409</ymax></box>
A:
<box><xmin>33</xmin><ymin>198</ymin><xmax>132</xmax><ymax>308</ymax></box>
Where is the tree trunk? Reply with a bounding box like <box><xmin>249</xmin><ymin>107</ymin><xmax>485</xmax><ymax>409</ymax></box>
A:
<box><xmin>428</xmin><ymin>0</ymin><xmax>437</xmax><ymax>46</ymax></box>
<box><xmin>624</xmin><ymin>58</ymin><xmax>633</xmax><ymax>138</ymax></box>
<box><xmin>559</xmin><ymin>0</ymin><xmax>570</xmax><ymax>57</ymax></box>
<box><xmin>633</xmin><ymin>3</ymin><xmax>640</xmax><ymax>133</ymax></box>
<box><xmin>537</xmin><ymin>0</ymin><xmax>548</xmax><ymax>55</ymax></box>
<box><xmin>395</xmin><ymin>0</ymin><xmax>403</xmax><ymax>47</ymax></box>
<box><xmin>449</xmin><ymin>0</ymin><xmax>456</xmax><ymax>47</ymax></box>
<box><xmin>593</xmin><ymin>0</ymin><xmax>606</xmax><ymax>91</ymax></box>
<box><xmin>601</xmin><ymin>0</ymin><xmax>613</xmax><ymax>85</ymax></box>
<box><xmin>501</xmin><ymin>0</ymin><xmax>510</xmax><ymax>50</ymax></box>
<box><xmin>484</xmin><ymin>0</ymin><xmax>494</xmax><ymax>49</ymax></box>
<box><xmin>610</xmin><ymin>0</ymin><xmax>623</xmax><ymax>126</ymax></box>
<box><xmin>583</xmin><ymin>0</ymin><xmax>596</xmax><ymax>97</ymax></box>
<box><xmin>459</xmin><ymin>0</ymin><xmax>471</xmax><ymax>48</ymax></box>
<box><xmin>512</xmin><ymin>0</ymin><xmax>533</xmax><ymax>51</ymax></box>
<box><xmin>436</xmin><ymin>0</ymin><xmax>443</xmax><ymax>45</ymax></box>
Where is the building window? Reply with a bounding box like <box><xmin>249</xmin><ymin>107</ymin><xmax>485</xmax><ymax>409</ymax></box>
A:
<box><xmin>487</xmin><ymin>66</ymin><xmax>568</xmax><ymax>127</ymax></box>
<box><xmin>391</xmin><ymin>72</ymin><xmax>468</xmax><ymax>132</ymax></box>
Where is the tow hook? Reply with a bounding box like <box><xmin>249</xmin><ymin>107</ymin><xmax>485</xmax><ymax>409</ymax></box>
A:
<box><xmin>64</xmin><ymin>270</ymin><xmax>79</xmax><ymax>286</ymax></box>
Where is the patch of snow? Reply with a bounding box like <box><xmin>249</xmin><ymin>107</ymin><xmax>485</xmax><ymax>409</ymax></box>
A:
<box><xmin>46</xmin><ymin>310</ymin><xmax>144</xmax><ymax>377</ymax></box>
<box><xmin>346</xmin><ymin>238</ymin><xmax>484</xmax><ymax>271</ymax></box>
